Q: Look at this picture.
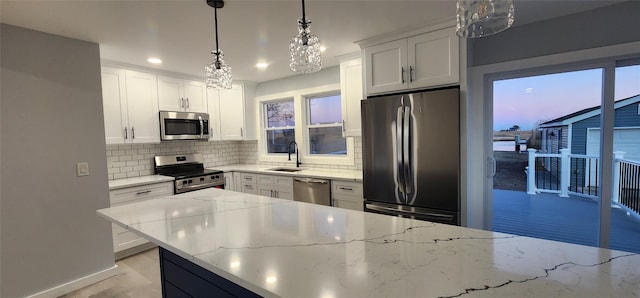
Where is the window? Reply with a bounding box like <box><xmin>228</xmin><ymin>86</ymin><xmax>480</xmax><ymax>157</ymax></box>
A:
<box><xmin>264</xmin><ymin>100</ymin><xmax>295</xmax><ymax>154</ymax></box>
<box><xmin>306</xmin><ymin>94</ymin><xmax>346</xmax><ymax>155</ymax></box>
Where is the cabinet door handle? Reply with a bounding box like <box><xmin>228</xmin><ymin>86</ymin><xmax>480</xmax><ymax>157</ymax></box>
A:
<box><xmin>180</xmin><ymin>97</ymin><xmax>184</xmax><ymax>109</ymax></box>
<box><xmin>409</xmin><ymin>66</ymin><xmax>414</xmax><ymax>83</ymax></box>
<box><xmin>342</xmin><ymin>120</ymin><xmax>346</xmax><ymax>132</ymax></box>
<box><xmin>136</xmin><ymin>190</ymin><xmax>152</xmax><ymax>195</ymax></box>
<box><xmin>240</xmin><ymin>128</ymin><xmax>243</xmax><ymax>137</ymax></box>
<box><xmin>131</xmin><ymin>127</ymin><xmax>135</xmax><ymax>139</ymax></box>
<box><xmin>124</xmin><ymin>127</ymin><xmax>128</xmax><ymax>139</ymax></box>
<box><xmin>186</xmin><ymin>98</ymin><xmax>190</xmax><ymax>109</ymax></box>
<box><xmin>401</xmin><ymin>67</ymin><xmax>405</xmax><ymax>84</ymax></box>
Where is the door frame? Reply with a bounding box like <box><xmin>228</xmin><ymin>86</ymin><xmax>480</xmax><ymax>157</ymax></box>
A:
<box><xmin>466</xmin><ymin>40</ymin><xmax>640</xmax><ymax>249</ymax></box>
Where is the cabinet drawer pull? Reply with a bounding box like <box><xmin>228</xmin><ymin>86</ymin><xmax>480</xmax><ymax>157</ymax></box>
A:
<box><xmin>136</xmin><ymin>190</ymin><xmax>152</xmax><ymax>195</ymax></box>
<box><xmin>339</xmin><ymin>187</ymin><xmax>353</xmax><ymax>191</ymax></box>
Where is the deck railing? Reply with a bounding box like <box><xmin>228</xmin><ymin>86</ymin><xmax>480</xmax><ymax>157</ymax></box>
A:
<box><xmin>526</xmin><ymin>149</ymin><xmax>640</xmax><ymax>213</ymax></box>
<box><xmin>614</xmin><ymin>154</ymin><xmax>640</xmax><ymax>214</ymax></box>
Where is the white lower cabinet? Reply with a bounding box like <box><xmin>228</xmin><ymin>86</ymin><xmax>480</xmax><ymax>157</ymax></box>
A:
<box><xmin>331</xmin><ymin>180</ymin><xmax>364</xmax><ymax>211</ymax></box>
<box><xmin>236</xmin><ymin>172</ymin><xmax>293</xmax><ymax>200</ymax></box>
<box><xmin>110</xmin><ymin>181</ymin><xmax>173</xmax><ymax>257</ymax></box>
<box><xmin>257</xmin><ymin>174</ymin><xmax>294</xmax><ymax>200</ymax></box>
<box><xmin>239</xmin><ymin>173</ymin><xmax>258</xmax><ymax>194</ymax></box>
<box><xmin>223</xmin><ymin>172</ymin><xmax>236</xmax><ymax>191</ymax></box>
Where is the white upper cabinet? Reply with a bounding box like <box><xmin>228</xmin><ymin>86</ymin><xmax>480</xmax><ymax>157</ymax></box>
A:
<box><xmin>206</xmin><ymin>88</ymin><xmax>221</xmax><ymax>140</ymax></box>
<box><xmin>157</xmin><ymin>75</ymin><xmax>207</xmax><ymax>113</ymax></box>
<box><xmin>102</xmin><ymin>67</ymin><xmax>128</xmax><ymax>145</ymax></box>
<box><xmin>362</xmin><ymin>26</ymin><xmax>459</xmax><ymax>95</ymax></box>
<box><xmin>124</xmin><ymin>70</ymin><xmax>161</xmax><ymax>143</ymax></box>
<box><xmin>207</xmin><ymin>82</ymin><xmax>256</xmax><ymax>141</ymax></box>
<box><xmin>339</xmin><ymin>56</ymin><xmax>364</xmax><ymax>137</ymax></box>
<box><xmin>364</xmin><ymin>40</ymin><xmax>407</xmax><ymax>95</ymax></box>
<box><xmin>101</xmin><ymin>67</ymin><xmax>160</xmax><ymax>144</ymax></box>
<box><xmin>407</xmin><ymin>27</ymin><xmax>459</xmax><ymax>89</ymax></box>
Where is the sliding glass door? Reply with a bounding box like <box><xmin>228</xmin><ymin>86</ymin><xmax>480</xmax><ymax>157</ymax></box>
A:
<box><xmin>485</xmin><ymin>58</ymin><xmax>640</xmax><ymax>253</ymax></box>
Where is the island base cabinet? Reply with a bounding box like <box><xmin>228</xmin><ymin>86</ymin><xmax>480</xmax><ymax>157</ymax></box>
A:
<box><xmin>159</xmin><ymin>248</ymin><xmax>261</xmax><ymax>298</ymax></box>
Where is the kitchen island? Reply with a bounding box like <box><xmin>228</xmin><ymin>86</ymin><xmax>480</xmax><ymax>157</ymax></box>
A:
<box><xmin>97</xmin><ymin>188</ymin><xmax>640</xmax><ymax>297</ymax></box>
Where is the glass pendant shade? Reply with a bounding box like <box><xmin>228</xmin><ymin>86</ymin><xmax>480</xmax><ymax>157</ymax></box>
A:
<box><xmin>289</xmin><ymin>18</ymin><xmax>322</xmax><ymax>74</ymax></box>
<box><xmin>205</xmin><ymin>50</ymin><xmax>232</xmax><ymax>89</ymax></box>
<box><xmin>205</xmin><ymin>0</ymin><xmax>231</xmax><ymax>89</ymax></box>
<box><xmin>456</xmin><ymin>0</ymin><xmax>514</xmax><ymax>38</ymax></box>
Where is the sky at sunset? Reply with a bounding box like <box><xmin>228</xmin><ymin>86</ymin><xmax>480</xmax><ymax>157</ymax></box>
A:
<box><xmin>493</xmin><ymin>65</ymin><xmax>640</xmax><ymax>131</ymax></box>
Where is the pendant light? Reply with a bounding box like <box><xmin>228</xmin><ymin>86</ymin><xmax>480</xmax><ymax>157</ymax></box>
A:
<box><xmin>456</xmin><ymin>0</ymin><xmax>515</xmax><ymax>38</ymax></box>
<box><xmin>205</xmin><ymin>0</ymin><xmax>232</xmax><ymax>89</ymax></box>
<box><xmin>289</xmin><ymin>0</ymin><xmax>322</xmax><ymax>74</ymax></box>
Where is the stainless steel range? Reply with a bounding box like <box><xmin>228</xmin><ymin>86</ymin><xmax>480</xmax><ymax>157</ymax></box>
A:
<box><xmin>154</xmin><ymin>153</ymin><xmax>224</xmax><ymax>194</ymax></box>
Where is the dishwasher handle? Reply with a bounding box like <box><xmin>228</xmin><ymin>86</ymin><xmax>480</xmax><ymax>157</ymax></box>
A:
<box><xmin>294</xmin><ymin>177</ymin><xmax>328</xmax><ymax>184</ymax></box>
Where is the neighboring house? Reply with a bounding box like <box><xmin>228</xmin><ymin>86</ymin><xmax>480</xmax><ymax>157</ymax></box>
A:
<box><xmin>539</xmin><ymin>94</ymin><xmax>640</xmax><ymax>162</ymax></box>
<box><xmin>538</xmin><ymin>94</ymin><xmax>640</xmax><ymax>191</ymax></box>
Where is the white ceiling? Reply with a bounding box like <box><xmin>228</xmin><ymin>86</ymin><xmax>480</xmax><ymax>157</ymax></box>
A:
<box><xmin>0</xmin><ymin>0</ymin><xmax>624</xmax><ymax>83</ymax></box>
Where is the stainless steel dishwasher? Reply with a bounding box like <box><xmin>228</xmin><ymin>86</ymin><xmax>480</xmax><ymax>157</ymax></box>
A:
<box><xmin>293</xmin><ymin>177</ymin><xmax>331</xmax><ymax>206</ymax></box>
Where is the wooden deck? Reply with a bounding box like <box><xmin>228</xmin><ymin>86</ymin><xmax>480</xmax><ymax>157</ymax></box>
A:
<box><xmin>492</xmin><ymin>189</ymin><xmax>640</xmax><ymax>253</ymax></box>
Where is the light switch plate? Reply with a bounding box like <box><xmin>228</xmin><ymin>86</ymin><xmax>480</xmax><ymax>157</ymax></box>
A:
<box><xmin>77</xmin><ymin>162</ymin><xmax>89</xmax><ymax>177</ymax></box>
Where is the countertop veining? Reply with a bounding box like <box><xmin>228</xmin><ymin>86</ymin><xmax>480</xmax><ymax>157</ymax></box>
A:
<box><xmin>98</xmin><ymin>188</ymin><xmax>640</xmax><ymax>297</ymax></box>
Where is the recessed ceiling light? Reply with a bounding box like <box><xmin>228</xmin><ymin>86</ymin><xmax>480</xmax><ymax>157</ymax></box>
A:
<box><xmin>147</xmin><ymin>57</ymin><xmax>162</xmax><ymax>64</ymax></box>
<box><xmin>256</xmin><ymin>62</ymin><xmax>269</xmax><ymax>69</ymax></box>
<box><xmin>320</xmin><ymin>46</ymin><xmax>327</xmax><ymax>52</ymax></box>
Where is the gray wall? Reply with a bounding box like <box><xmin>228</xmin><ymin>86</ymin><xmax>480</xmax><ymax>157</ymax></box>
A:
<box><xmin>1</xmin><ymin>24</ymin><xmax>114</xmax><ymax>297</ymax></box>
<box><xmin>471</xmin><ymin>1</ymin><xmax>640</xmax><ymax>66</ymax></box>
<box><xmin>256</xmin><ymin>65</ymin><xmax>340</xmax><ymax>97</ymax></box>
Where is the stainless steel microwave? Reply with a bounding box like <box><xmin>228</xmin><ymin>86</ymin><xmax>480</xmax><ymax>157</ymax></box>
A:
<box><xmin>159</xmin><ymin>111</ymin><xmax>209</xmax><ymax>141</ymax></box>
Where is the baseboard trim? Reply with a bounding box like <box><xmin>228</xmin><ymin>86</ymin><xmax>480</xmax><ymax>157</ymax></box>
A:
<box><xmin>27</xmin><ymin>265</ymin><xmax>119</xmax><ymax>298</ymax></box>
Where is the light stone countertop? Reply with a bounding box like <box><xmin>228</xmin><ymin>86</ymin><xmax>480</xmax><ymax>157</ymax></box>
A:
<box><xmin>209</xmin><ymin>164</ymin><xmax>363</xmax><ymax>182</ymax></box>
<box><xmin>97</xmin><ymin>188</ymin><xmax>640</xmax><ymax>298</ymax></box>
<box><xmin>108</xmin><ymin>175</ymin><xmax>174</xmax><ymax>190</ymax></box>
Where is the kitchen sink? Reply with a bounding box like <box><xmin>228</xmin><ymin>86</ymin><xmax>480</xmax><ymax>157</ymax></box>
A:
<box><xmin>268</xmin><ymin>167</ymin><xmax>304</xmax><ymax>172</ymax></box>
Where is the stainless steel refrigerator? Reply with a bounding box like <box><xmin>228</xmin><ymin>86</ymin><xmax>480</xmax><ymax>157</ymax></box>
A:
<box><xmin>361</xmin><ymin>87</ymin><xmax>460</xmax><ymax>225</ymax></box>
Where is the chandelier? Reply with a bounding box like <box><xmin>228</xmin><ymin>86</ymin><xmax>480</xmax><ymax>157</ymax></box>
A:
<box><xmin>205</xmin><ymin>0</ymin><xmax>232</xmax><ymax>89</ymax></box>
<box><xmin>289</xmin><ymin>0</ymin><xmax>322</xmax><ymax>74</ymax></box>
<box><xmin>456</xmin><ymin>0</ymin><xmax>515</xmax><ymax>38</ymax></box>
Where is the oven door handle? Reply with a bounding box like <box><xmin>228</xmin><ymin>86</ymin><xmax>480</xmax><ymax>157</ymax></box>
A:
<box><xmin>176</xmin><ymin>183</ymin><xmax>223</xmax><ymax>192</ymax></box>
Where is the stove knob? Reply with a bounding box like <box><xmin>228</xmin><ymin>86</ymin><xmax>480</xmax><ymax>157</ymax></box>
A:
<box><xmin>188</xmin><ymin>179</ymin><xmax>193</xmax><ymax>184</ymax></box>
<box><xmin>211</xmin><ymin>176</ymin><xmax>216</xmax><ymax>180</ymax></box>
<box><xmin>200</xmin><ymin>177</ymin><xmax>205</xmax><ymax>182</ymax></box>
<box><xmin>182</xmin><ymin>180</ymin><xmax>188</xmax><ymax>185</ymax></box>
<box><xmin>216</xmin><ymin>175</ymin><xmax>220</xmax><ymax>179</ymax></box>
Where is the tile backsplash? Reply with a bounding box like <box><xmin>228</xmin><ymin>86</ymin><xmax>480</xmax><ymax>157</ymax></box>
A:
<box><xmin>106</xmin><ymin>141</ymin><xmax>240</xmax><ymax>180</ymax></box>
<box><xmin>106</xmin><ymin>137</ymin><xmax>363</xmax><ymax>180</ymax></box>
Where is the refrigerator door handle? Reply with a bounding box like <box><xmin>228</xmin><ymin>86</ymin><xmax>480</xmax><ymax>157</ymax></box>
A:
<box><xmin>403</xmin><ymin>106</ymin><xmax>412</xmax><ymax>195</ymax></box>
<box><xmin>396</xmin><ymin>105</ymin><xmax>405</xmax><ymax>196</ymax></box>
<box><xmin>365</xmin><ymin>203</ymin><xmax>456</xmax><ymax>222</ymax></box>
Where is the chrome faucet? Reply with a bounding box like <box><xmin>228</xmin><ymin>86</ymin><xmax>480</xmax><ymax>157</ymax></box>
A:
<box><xmin>288</xmin><ymin>141</ymin><xmax>302</xmax><ymax>168</ymax></box>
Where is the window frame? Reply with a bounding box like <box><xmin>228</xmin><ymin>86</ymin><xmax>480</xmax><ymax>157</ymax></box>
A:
<box><xmin>263</xmin><ymin>98</ymin><xmax>296</xmax><ymax>155</ymax></box>
<box><xmin>256</xmin><ymin>83</ymin><xmax>354</xmax><ymax>166</ymax></box>
<box><xmin>304</xmin><ymin>92</ymin><xmax>347</xmax><ymax>156</ymax></box>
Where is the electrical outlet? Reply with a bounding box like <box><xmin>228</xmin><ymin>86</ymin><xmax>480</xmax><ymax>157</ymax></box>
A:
<box><xmin>77</xmin><ymin>162</ymin><xmax>89</xmax><ymax>177</ymax></box>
